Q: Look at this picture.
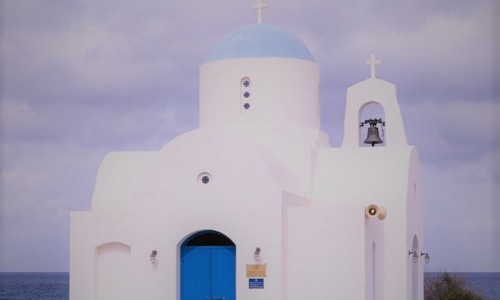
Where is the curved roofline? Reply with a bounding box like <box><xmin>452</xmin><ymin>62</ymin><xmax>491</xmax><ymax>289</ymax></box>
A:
<box><xmin>205</xmin><ymin>24</ymin><xmax>315</xmax><ymax>62</ymax></box>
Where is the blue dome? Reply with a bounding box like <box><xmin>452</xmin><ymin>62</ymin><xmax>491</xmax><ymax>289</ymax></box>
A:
<box><xmin>205</xmin><ymin>24</ymin><xmax>315</xmax><ymax>62</ymax></box>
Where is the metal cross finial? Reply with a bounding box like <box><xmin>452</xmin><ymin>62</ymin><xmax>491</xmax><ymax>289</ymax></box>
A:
<box><xmin>252</xmin><ymin>0</ymin><xmax>268</xmax><ymax>24</ymax></box>
<box><xmin>365</xmin><ymin>54</ymin><xmax>381</xmax><ymax>79</ymax></box>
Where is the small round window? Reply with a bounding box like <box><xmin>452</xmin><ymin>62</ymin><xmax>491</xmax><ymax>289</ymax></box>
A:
<box><xmin>242</xmin><ymin>77</ymin><xmax>251</xmax><ymax>87</ymax></box>
<box><xmin>198</xmin><ymin>172</ymin><xmax>212</xmax><ymax>184</ymax></box>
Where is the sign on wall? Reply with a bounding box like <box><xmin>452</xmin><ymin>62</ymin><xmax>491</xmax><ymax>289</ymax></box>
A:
<box><xmin>249</xmin><ymin>278</ymin><xmax>264</xmax><ymax>289</ymax></box>
<box><xmin>246</xmin><ymin>264</ymin><xmax>267</xmax><ymax>277</ymax></box>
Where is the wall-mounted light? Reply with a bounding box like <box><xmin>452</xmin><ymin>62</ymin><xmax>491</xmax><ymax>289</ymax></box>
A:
<box><xmin>150</xmin><ymin>250</ymin><xmax>158</xmax><ymax>264</ymax></box>
<box><xmin>408</xmin><ymin>251</ymin><xmax>419</xmax><ymax>263</ymax></box>
<box><xmin>254</xmin><ymin>247</ymin><xmax>261</xmax><ymax>263</ymax></box>
<box><xmin>365</xmin><ymin>204</ymin><xmax>387</xmax><ymax>220</ymax></box>
<box><xmin>420</xmin><ymin>252</ymin><xmax>430</xmax><ymax>264</ymax></box>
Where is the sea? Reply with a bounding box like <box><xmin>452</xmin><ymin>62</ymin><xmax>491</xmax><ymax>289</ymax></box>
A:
<box><xmin>425</xmin><ymin>272</ymin><xmax>500</xmax><ymax>300</ymax></box>
<box><xmin>0</xmin><ymin>273</ymin><xmax>68</xmax><ymax>300</ymax></box>
<box><xmin>0</xmin><ymin>272</ymin><xmax>499</xmax><ymax>299</ymax></box>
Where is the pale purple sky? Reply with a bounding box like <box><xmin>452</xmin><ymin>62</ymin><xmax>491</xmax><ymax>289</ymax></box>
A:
<box><xmin>1</xmin><ymin>0</ymin><xmax>498</xmax><ymax>272</ymax></box>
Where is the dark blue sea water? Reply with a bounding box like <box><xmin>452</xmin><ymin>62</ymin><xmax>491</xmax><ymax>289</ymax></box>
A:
<box><xmin>0</xmin><ymin>273</ymin><xmax>68</xmax><ymax>300</ymax></box>
<box><xmin>0</xmin><ymin>272</ymin><xmax>498</xmax><ymax>299</ymax></box>
<box><xmin>460</xmin><ymin>273</ymin><xmax>500</xmax><ymax>300</ymax></box>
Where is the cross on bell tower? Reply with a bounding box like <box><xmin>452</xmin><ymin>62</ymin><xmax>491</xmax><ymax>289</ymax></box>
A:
<box><xmin>252</xmin><ymin>0</ymin><xmax>269</xmax><ymax>24</ymax></box>
<box><xmin>365</xmin><ymin>54</ymin><xmax>381</xmax><ymax>79</ymax></box>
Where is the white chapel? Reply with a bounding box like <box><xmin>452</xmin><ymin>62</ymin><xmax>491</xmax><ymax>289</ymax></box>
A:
<box><xmin>70</xmin><ymin>3</ymin><xmax>425</xmax><ymax>300</ymax></box>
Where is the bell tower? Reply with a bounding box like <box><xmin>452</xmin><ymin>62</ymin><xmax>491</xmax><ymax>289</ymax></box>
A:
<box><xmin>342</xmin><ymin>54</ymin><xmax>408</xmax><ymax>148</ymax></box>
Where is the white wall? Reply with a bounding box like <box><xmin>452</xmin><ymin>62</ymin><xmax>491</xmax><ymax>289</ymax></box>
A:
<box><xmin>287</xmin><ymin>205</ymin><xmax>365</xmax><ymax>300</ymax></box>
<box><xmin>365</xmin><ymin>218</ymin><xmax>385</xmax><ymax>300</ymax></box>
<box><xmin>91</xmin><ymin>151</ymin><xmax>157</xmax><ymax>211</ymax></box>
<box><xmin>95</xmin><ymin>242</ymin><xmax>132</xmax><ymax>300</ymax></box>
<box><xmin>71</xmin><ymin>44</ymin><xmax>423</xmax><ymax>300</ymax></box>
<box><xmin>199</xmin><ymin>58</ymin><xmax>320</xmax><ymax>131</ymax></box>
<box><xmin>70</xmin><ymin>212</ymin><xmax>135</xmax><ymax>300</ymax></box>
<box><xmin>73</xmin><ymin>128</ymin><xmax>300</xmax><ymax>299</ymax></box>
<box><xmin>313</xmin><ymin>146</ymin><xmax>419</xmax><ymax>300</ymax></box>
<box><xmin>406</xmin><ymin>149</ymin><xmax>424</xmax><ymax>300</ymax></box>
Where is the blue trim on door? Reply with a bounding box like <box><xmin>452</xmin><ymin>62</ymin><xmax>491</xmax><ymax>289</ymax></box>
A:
<box><xmin>181</xmin><ymin>247</ymin><xmax>211</xmax><ymax>300</ymax></box>
<box><xmin>210</xmin><ymin>247</ymin><xmax>236</xmax><ymax>299</ymax></box>
<box><xmin>180</xmin><ymin>232</ymin><xmax>236</xmax><ymax>300</ymax></box>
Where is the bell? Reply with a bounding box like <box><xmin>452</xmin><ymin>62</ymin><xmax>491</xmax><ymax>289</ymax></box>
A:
<box><xmin>364</xmin><ymin>123</ymin><xmax>383</xmax><ymax>146</ymax></box>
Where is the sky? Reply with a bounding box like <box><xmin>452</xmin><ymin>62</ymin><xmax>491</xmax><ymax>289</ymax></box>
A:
<box><xmin>1</xmin><ymin>0</ymin><xmax>498</xmax><ymax>272</ymax></box>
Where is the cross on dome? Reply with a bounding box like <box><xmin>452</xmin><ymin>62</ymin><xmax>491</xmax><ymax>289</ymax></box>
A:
<box><xmin>252</xmin><ymin>0</ymin><xmax>268</xmax><ymax>24</ymax></box>
<box><xmin>365</xmin><ymin>54</ymin><xmax>381</xmax><ymax>79</ymax></box>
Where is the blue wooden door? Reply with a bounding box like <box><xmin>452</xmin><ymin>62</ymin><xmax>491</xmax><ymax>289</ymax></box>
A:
<box><xmin>181</xmin><ymin>246</ymin><xmax>236</xmax><ymax>300</ymax></box>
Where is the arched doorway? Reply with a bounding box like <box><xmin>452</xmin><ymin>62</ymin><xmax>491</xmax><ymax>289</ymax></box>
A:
<box><xmin>411</xmin><ymin>235</ymin><xmax>419</xmax><ymax>300</ymax></box>
<box><xmin>181</xmin><ymin>230</ymin><xmax>236</xmax><ymax>300</ymax></box>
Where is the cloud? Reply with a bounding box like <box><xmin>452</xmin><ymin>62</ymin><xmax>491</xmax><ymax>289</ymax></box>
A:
<box><xmin>1</xmin><ymin>0</ymin><xmax>496</xmax><ymax>272</ymax></box>
<box><xmin>0</xmin><ymin>140</ymin><xmax>108</xmax><ymax>271</ymax></box>
<box><xmin>333</xmin><ymin>1</ymin><xmax>493</xmax><ymax>96</ymax></box>
<box><xmin>423</xmin><ymin>152</ymin><xmax>499</xmax><ymax>271</ymax></box>
<box><xmin>403</xmin><ymin>100</ymin><xmax>498</xmax><ymax>163</ymax></box>
<box><xmin>4</xmin><ymin>13</ymin><xmax>171</xmax><ymax>99</ymax></box>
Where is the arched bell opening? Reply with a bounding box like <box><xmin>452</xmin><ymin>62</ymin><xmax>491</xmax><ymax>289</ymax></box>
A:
<box><xmin>180</xmin><ymin>230</ymin><xmax>236</xmax><ymax>300</ymax></box>
<box><xmin>359</xmin><ymin>102</ymin><xmax>386</xmax><ymax>147</ymax></box>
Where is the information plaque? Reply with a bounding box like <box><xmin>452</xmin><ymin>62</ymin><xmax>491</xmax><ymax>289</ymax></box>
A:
<box><xmin>249</xmin><ymin>278</ymin><xmax>264</xmax><ymax>289</ymax></box>
<box><xmin>246</xmin><ymin>264</ymin><xmax>267</xmax><ymax>277</ymax></box>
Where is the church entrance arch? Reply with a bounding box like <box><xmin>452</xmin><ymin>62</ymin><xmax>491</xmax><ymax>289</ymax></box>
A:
<box><xmin>180</xmin><ymin>230</ymin><xmax>236</xmax><ymax>300</ymax></box>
